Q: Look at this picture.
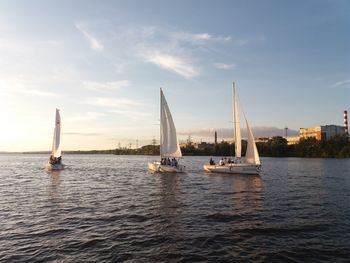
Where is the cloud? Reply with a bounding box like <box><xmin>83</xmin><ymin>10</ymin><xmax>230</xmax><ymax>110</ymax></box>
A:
<box><xmin>83</xmin><ymin>97</ymin><xmax>142</xmax><ymax>108</ymax></box>
<box><xmin>171</xmin><ymin>31</ymin><xmax>231</xmax><ymax>43</ymax></box>
<box><xmin>178</xmin><ymin>127</ymin><xmax>298</xmax><ymax>140</ymax></box>
<box><xmin>83</xmin><ymin>80</ymin><xmax>131</xmax><ymax>91</ymax></box>
<box><xmin>110</xmin><ymin>109</ymin><xmax>151</xmax><ymax>119</ymax></box>
<box><xmin>65</xmin><ymin>112</ymin><xmax>106</xmax><ymax>122</ymax></box>
<box><xmin>213</xmin><ymin>63</ymin><xmax>236</xmax><ymax>70</ymax></box>
<box><xmin>64</xmin><ymin>132</ymin><xmax>104</xmax><ymax>136</ymax></box>
<box><xmin>18</xmin><ymin>88</ymin><xmax>60</xmax><ymax>97</ymax></box>
<box><xmin>140</xmin><ymin>51</ymin><xmax>200</xmax><ymax>78</ymax></box>
<box><xmin>0</xmin><ymin>76</ymin><xmax>62</xmax><ymax>97</ymax></box>
<box><xmin>332</xmin><ymin>79</ymin><xmax>350</xmax><ymax>88</ymax></box>
<box><xmin>75</xmin><ymin>22</ymin><xmax>104</xmax><ymax>51</ymax></box>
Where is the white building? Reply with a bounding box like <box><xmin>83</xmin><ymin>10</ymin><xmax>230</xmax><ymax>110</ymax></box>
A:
<box><xmin>299</xmin><ymin>125</ymin><xmax>345</xmax><ymax>140</ymax></box>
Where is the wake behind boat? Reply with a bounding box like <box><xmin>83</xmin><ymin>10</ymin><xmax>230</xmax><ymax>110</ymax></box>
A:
<box><xmin>203</xmin><ymin>82</ymin><xmax>261</xmax><ymax>175</ymax></box>
<box><xmin>46</xmin><ymin>108</ymin><xmax>64</xmax><ymax>171</ymax></box>
<box><xmin>148</xmin><ymin>88</ymin><xmax>185</xmax><ymax>173</ymax></box>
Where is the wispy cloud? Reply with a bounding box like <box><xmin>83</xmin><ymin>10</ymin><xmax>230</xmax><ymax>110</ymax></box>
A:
<box><xmin>64</xmin><ymin>132</ymin><xmax>104</xmax><ymax>136</ymax></box>
<box><xmin>75</xmin><ymin>22</ymin><xmax>104</xmax><ymax>51</ymax></box>
<box><xmin>83</xmin><ymin>97</ymin><xmax>142</xmax><ymax>108</ymax></box>
<box><xmin>19</xmin><ymin>89</ymin><xmax>60</xmax><ymax>97</ymax></box>
<box><xmin>110</xmin><ymin>109</ymin><xmax>151</xmax><ymax>119</ymax></box>
<box><xmin>171</xmin><ymin>31</ymin><xmax>232</xmax><ymax>43</ymax></box>
<box><xmin>83</xmin><ymin>80</ymin><xmax>131</xmax><ymax>91</ymax></box>
<box><xmin>1</xmin><ymin>77</ymin><xmax>60</xmax><ymax>97</ymax></box>
<box><xmin>65</xmin><ymin>112</ymin><xmax>106</xmax><ymax>122</ymax></box>
<box><xmin>213</xmin><ymin>63</ymin><xmax>236</xmax><ymax>70</ymax></box>
<box><xmin>332</xmin><ymin>79</ymin><xmax>350</xmax><ymax>88</ymax></box>
<box><xmin>140</xmin><ymin>50</ymin><xmax>200</xmax><ymax>78</ymax></box>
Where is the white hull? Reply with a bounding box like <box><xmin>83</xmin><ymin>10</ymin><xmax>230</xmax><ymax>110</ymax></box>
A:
<box><xmin>148</xmin><ymin>162</ymin><xmax>185</xmax><ymax>173</ymax></box>
<box><xmin>203</xmin><ymin>163</ymin><xmax>259</xmax><ymax>175</ymax></box>
<box><xmin>46</xmin><ymin>163</ymin><xmax>64</xmax><ymax>171</ymax></box>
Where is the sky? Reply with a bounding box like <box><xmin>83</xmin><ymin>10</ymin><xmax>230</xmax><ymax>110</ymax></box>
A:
<box><xmin>0</xmin><ymin>0</ymin><xmax>349</xmax><ymax>151</ymax></box>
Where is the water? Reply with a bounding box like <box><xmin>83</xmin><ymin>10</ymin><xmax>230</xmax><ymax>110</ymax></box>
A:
<box><xmin>0</xmin><ymin>154</ymin><xmax>349</xmax><ymax>262</ymax></box>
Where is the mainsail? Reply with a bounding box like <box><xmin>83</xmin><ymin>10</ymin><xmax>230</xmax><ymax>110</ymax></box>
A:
<box><xmin>160</xmin><ymin>89</ymin><xmax>182</xmax><ymax>158</ymax></box>
<box><xmin>233</xmin><ymin>82</ymin><xmax>241</xmax><ymax>158</ymax></box>
<box><xmin>52</xmin><ymin>109</ymin><xmax>61</xmax><ymax>158</ymax></box>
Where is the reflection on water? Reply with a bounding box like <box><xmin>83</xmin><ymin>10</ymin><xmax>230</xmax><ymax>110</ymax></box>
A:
<box><xmin>154</xmin><ymin>174</ymin><xmax>184</xmax><ymax>256</ymax></box>
<box><xmin>48</xmin><ymin>171</ymin><xmax>61</xmax><ymax>200</ymax></box>
<box><xmin>231</xmin><ymin>174</ymin><xmax>262</xmax><ymax>214</ymax></box>
<box><xmin>0</xmin><ymin>154</ymin><xmax>349</xmax><ymax>262</ymax></box>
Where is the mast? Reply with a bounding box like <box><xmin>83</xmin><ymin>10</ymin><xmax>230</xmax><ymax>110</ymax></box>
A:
<box><xmin>52</xmin><ymin>108</ymin><xmax>62</xmax><ymax>158</ymax></box>
<box><xmin>160</xmin><ymin>88</ymin><xmax>163</xmax><ymax>158</ymax></box>
<box><xmin>232</xmin><ymin>82</ymin><xmax>241</xmax><ymax>158</ymax></box>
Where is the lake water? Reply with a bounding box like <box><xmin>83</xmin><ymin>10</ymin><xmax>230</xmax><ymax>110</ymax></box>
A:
<box><xmin>0</xmin><ymin>154</ymin><xmax>349</xmax><ymax>262</ymax></box>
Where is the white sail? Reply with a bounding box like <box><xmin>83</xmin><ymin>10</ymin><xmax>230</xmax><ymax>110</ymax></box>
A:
<box><xmin>232</xmin><ymin>82</ymin><xmax>241</xmax><ymax>158</ymax></box>
<box><xmin>160</xmin><ymin>89</ymin><xmax>182</xmax><ymax>158</ymax></box>
<box><xmin>244</xmin><ymin>117</ymin><xmax>260</xmax><ymax>165</ymax></box>
<box><xmin>52</xmin><ymin>108</ymin><xmax>61</xmax><ymax>158</ymax></box>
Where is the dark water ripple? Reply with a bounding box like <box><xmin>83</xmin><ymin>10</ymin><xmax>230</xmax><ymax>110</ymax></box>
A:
<box><xmin>0</xmin><ymin>155</ymin><xmax>350</xmax><ymax>262</ymax></box>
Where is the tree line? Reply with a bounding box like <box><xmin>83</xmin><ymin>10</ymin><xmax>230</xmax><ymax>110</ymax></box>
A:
<box><xmin>58</xmin><ymin>135</ymin><xmax>350</xmax><ymax>158</ymax></box>
<box><xmin>111</xmin><ymin>135</ymin><xmax>350</xmax><ymax>158</ymax></box>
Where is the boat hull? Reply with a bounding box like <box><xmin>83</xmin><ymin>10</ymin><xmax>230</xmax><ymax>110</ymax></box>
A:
<box><xmin>46</xmin><ymin>163</ymin><xmax>64</xmax><ymax>171</ymax></box>
<box><xmin>203</xmin><ymin>163</ymin><xmax>259</xmax><ymax>175</ymax></box>
<box><xmin>148</xmin><ymin>162</ymin><xmax>185</xmax><ymax>173</ymax></box>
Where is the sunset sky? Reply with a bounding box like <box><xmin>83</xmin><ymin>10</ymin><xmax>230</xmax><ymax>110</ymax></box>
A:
<box><xmin>0</xmin><ymin>0</ymin><xmax>349</xmax><ymax>151</ymax></box>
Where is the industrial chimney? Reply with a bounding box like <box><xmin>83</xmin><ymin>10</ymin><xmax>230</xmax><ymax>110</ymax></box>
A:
<box><xmin>344</xmin><ymin>110</ymin><xmax>348</xmax><ymax>135</ymax></box>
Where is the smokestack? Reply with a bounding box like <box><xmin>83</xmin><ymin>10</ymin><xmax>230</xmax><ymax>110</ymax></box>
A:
<box><xmin>344</xmin><ymin>110</ymin><xmax>348</xmax><ymax>135</ymax></box>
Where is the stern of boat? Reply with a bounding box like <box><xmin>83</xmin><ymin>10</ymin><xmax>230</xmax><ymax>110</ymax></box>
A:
<box><xmin>46</xmin><ymin>163</ymin><xmax>64</xmax><ymax>171</ymax></box>
<box><xmin>148</xmin><ymin>161</ymin><xmax>185</xmax><ymax>173</ymax></box>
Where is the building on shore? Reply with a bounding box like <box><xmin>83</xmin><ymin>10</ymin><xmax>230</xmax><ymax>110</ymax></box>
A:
<box><xmin>286</xmin><ymin>136</ymin><xmax>300</xmax><ymax>145</ymax></box>
<box><xmin>194</xmin><ymin>142</ymin><xmax>214</xmax><ymax>150</ymax></box>
<box><xmin>299</xmin><ymin>125</ymin><xmax>345</xmax><ymax>141</ymax></box>
<box><xmin>255</xmin><ymin>137</ymin><xmax>269</xmax><ymax>143</ymax></box>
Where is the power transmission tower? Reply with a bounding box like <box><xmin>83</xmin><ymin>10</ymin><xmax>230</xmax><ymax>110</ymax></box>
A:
<box><xmin>152</xmin><ymin>137</ymin><xmax>157</xmax><ymax>146</ymax></box>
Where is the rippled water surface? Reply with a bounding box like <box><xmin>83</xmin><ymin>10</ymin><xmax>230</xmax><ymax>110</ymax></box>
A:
<box><xmin>0</xmin><ymin>154</ymin><xmax>350</xmax><ymax>262</ymax></box>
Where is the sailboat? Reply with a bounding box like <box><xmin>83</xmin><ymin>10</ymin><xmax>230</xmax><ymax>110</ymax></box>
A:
<box><xmin>46</xmin><ymin>108</ymin><xmax>64</xmax><ymax>170</ymax></box>
<box><xmin>148</xmin><ymin>88</ymin><xmax>185</xmax><ymax>173</ymax></box>
<box><xmin>203</xmin><ymin>82</ymin><xmax>261</xmax><ymax>174</ymax></box>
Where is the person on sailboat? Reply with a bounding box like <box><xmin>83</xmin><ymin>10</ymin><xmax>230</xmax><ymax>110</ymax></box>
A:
<box><xmin>171</xmin><ymin>158</ymin><xmax>178</xmax><ymax>167</ymax></box>
<box><xmin>49</xmin><ymin>155</ymin><xmax>55</xmax><ymax>164</ymax></box>
<box><xmin>209</xmin><ymin>157</ymin><xmax>215</xmax><ymax>165</ymax></box>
